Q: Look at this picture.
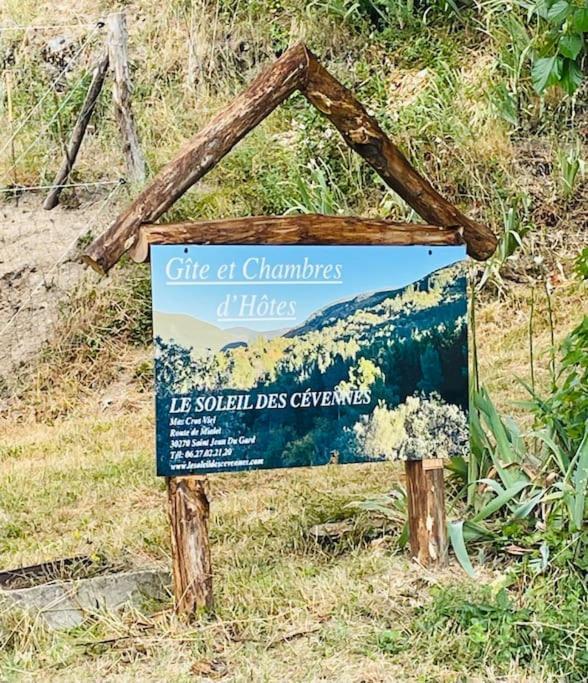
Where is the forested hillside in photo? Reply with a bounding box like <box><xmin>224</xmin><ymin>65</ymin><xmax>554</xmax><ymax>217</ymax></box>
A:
<box><xmin>155</xmin><ymin>263</ymin><xmax>468</xmax><ymax>469</ymax></box>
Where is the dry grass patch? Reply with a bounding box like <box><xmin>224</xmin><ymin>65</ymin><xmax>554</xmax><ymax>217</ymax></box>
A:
<box><xmin>1</xmin><ymin>399</ymin><xmax>495</xmax><ymax>681</ymax></box>
<box><xmin>477</xmin><ymin>277</ymin><xmax>585</xmax><ymax>420</ymax></box>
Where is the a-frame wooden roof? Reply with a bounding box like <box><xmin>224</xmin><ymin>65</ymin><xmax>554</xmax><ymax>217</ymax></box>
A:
<box><xmin>83</xmin><ymin>43</ymin><xmax>496</xmax><ymax>274</ymax></box>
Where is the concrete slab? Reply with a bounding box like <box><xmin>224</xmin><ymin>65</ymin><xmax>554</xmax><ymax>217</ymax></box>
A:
<box><xmin>0</xmin><ymin>568</ymin><xmax>171</xmax><ymax>630</ymax></box>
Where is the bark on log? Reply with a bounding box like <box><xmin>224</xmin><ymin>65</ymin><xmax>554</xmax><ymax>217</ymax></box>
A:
<box><xmin>107</xmin><ymin>12</ymin><xmax>146</xmax><ymax>185</ymax></box>
<box><xmin>405</xmin><ymin>459</ymin><xmax>448</xmax><ymax>567</ymax></box>
<box><xmin>130</xmin><ymin>215</ymin><xmax>463</xmax><ymax>262</ymax></box>
<box><xmin>167</xmin><ymin>476</ymin><xmax>213</xmax><ymax>617</ymax></box>
<box><xmin>82</xmin><ymin>43</ymin><xmax>309</xmax><ymax>274</ymax></box>
<box><xmin>301</xmin><ymin>51</ymin><xmax>496</xmax><ymax>261</ymax></box>
<box><xmin>43</xmin><ymin>52</ymin><xmax>110</xmax><ymax>210</ymax></box>
<box><xmin>82</xmin><ymin>42</ymin><xmax>496</xmax><ymax>274</ymax></box>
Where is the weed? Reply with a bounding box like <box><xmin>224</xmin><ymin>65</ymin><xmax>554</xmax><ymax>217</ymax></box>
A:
<box><xmin>412</xmin><ymin>578</ymin><xmax>588</xmax><ymax>680</ymax></box>
<box><xmin>555</xmin><ymin>141</ymin><xmax>586</xmax><ymax>200</ymax></box>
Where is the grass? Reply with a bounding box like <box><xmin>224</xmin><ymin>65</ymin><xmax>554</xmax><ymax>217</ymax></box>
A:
<box><xmin>1</xmin><ymin>0</ymin><xmax>584</xmax><ymax>228</ymax></box>
<box><xmin>0</xmin><ymin>415</ymin><xmax>537</xmax><ymax>682</ymax></box>
<box><xmin>0</xmin><ymin>407</ymin><xmax>446</xmax><ymax>681</ymax></box>
<box><xmin>477</xmin><ymin>275</ymin><xmax>586</xmax><ymax>421</ymax></box>
<box><xmin>1</xmin><ymin>265</ymin><xmax>584</xmax><ymax>680</ymax></box>
<box><xmin>1</xmin><ymin>0</ymin><xmax>587</xmax><ymax>680</ymax></box>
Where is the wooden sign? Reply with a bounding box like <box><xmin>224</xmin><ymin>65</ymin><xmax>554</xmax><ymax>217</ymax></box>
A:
<box><xmin>81</xmin><ymin>42</ymin><xmax>496</xmax><ymax>616</ymax></box>
<box><xmin>150</xmin><ymin>240</ymin><xmax>469</xmax><ymax>478</ymax></box>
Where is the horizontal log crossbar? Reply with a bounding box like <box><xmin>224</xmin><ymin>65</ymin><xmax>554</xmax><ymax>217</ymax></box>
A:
<box><xmin>83</xmin><ymin>43</ymin><xmax>496</xmax><ymax>274</ymax></box>
<box><xmin>130</xmin><ymin>215</ymin><xmax>464</xmax><ymax>262</ymax></box>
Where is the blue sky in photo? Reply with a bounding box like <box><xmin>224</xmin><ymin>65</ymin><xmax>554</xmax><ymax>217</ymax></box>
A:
<box><xmin>151</xmin><ymin>244</ymin><xmax>466</xmax><ymax>331</ymax></box>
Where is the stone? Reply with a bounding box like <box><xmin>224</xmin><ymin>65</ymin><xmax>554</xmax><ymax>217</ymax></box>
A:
<box><xmin>0</xmin><ymin>569</ymin><xmax>170</xmax><ymax>630</ymax></box>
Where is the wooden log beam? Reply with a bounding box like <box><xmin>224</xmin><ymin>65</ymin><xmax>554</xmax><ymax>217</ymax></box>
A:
<box><xmin>83</xmin><ymin>42</ymin><xmax>496</xmax><ymax>273</ymax></box>
<box><xmin>167</xmin><ymin>476</ymin><xmax>213</xmax><ymax>617</ymax></box>
<box><xmin>404</xmin><ymin>459</ymin><xmax>448</xmax><ymax>567</ymax></box>
<box><xmin>82</xmin><ymin>43</ymin><xmax>309</xmax><ymax>274</ymax></box>
<box><xmin>301</xmin><ymin>50</ymin><xmax>496</xmax><ymax>262</ymax></box>
<box><xmin>130</xmin><ymin>214</ymin><xmax>464</xmax><ymax>262</ymax></box>
<box><xmin>43</xmin><ymin>52</ymin><xmax>110</xmax><ymax>210</ymax></box>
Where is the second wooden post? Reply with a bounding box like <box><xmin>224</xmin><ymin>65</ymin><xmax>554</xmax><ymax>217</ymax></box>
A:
<box><xmin>404</xmin><ymin>459</ymin><xmax>448</xmax><ymax>567</ymax></box>
<box><xmin>167</xmin><ymin>476</ymin><xmax>213</xmax><ymax>617</ymax></box>
<box><xmin>106</xmin><ymin>11</ymin><xmax>146</xmax><ymax>185</ymax></box>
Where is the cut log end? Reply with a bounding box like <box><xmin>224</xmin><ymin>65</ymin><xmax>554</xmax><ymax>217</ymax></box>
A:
<box><xmin>80</xmin><ymin>253</ymin><xmax>108</xmax><ymax>276</ymax></box>
<box><xmin>129</xmin><ymin>230</ymin><xmax>149</xmax><ymax>263</ymax></box>
<box><xmin>465</xmin><ymin>223</ymin><xmax>498</xmax><ymax>261</ymax></box>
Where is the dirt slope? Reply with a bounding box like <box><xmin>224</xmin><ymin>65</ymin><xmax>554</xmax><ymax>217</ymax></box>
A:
<box><xmin>0</xmin><ymin>194</ymin><xmax>120</xmax><ymax>374</ymax></box>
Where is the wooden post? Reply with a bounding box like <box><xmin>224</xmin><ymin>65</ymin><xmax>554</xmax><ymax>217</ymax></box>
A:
<box><xmin>405</xmin><ymin>459</ymin><xmax>448</xmax><ymax>567</ymax></box>
<box><xmin>167</xmin><ymin>476</ymin><xmax>213</xmax><ymax>617</ymax></box>
<box><xmin>107</xmin><ymin>11</ymin><xmax>146</xmax><ymax>185</ymax></box>
<box><xmin>43</xmin><ymin>52</ymin><xmax>110</xmax><ymax>210</ymax></box>
<box><xmin>5</xmin><ymin>70</ymin><xmax>19</xmax><ymax>189</ymax></box>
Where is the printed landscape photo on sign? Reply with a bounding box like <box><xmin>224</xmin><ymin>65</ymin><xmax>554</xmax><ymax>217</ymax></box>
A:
<box><xmin>151</xmin><ymin>244</ymin><xmax>469</xmax><ymax>476</ymax></box>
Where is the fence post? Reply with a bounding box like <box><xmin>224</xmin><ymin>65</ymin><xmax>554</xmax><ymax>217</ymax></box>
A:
<box><xmin>106</xmin><ymin>11</ymin><xmax>146</xmax><ymax>185</ymax></box>
<box><xmin>167</xmin><ymin>476</ymin><xmax>213</xmax><ymax>618</ymax></box>
<box><xmin>405</xmin><ymin>459</ymin><xmax>448</xmax><ymax>567</ymax></box>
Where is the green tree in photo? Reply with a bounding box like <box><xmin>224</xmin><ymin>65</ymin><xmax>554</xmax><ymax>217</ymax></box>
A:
<box><xmin>418</xmin><ymin>344</ymin><xmax>443</xmax><ymax>394</ymax></box>
<box><xmin>353</xmin><ymin>400</ymin><xmax>408</xmax><ymax>460</ymax></box>
<box><xmin>354</xmin><ymin>393</ymin><xmax>469</xmax><ymax>461</ymax></box>
<box><xmin>154</xmin><ymin>337</ymin><xmax>195</xmax><ymax>396</ymax></box>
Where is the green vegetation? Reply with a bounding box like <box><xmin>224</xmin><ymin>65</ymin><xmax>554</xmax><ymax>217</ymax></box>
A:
<box><xmin>1</xmin><ymin>1</ymin><xmax>586</xmax><ymax>238</ymax></box>
<box><xmin>530</xmin><ymin>0</ymin><xmax>588</xmax><ymax>94</ymax></box>
<box><xmin>412</xmin><ymin>577</ymin><xmax>588</xmax><ymax>681</ymax></box>
<box><xmin>351</xmin><ymin>254</ymin><xmax>587</xmax><ymax>679</ymax></box>
<box><xmin>0</xmin><ymin>0</ymin><xmax>586</xmax><ymax>680</ymax></box>
<box><xmin>448</xmin><ymin>253</ymin><xmax>588</xmax><ymax>572</ymax></box>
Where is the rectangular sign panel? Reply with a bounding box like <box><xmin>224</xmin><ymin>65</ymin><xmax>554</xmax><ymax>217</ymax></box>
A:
<box><xmin>151</xmin><ymin>244</ymin><xmax>468</xmax><ymax>476</ymax></box>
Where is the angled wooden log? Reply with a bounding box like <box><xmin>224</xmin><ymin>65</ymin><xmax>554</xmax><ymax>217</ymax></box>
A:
<box><xmin>82</xmin><ymin>43</ymin><xmax>309</xmax><ymax>274</ymax></box>
<box><xmin>167</xmin><ymin>476</ymin><xmax>213</xmax><ymax>617</ymax></box>
<box><xmin>301</xmin><ymin>51</ymin><xmax>496</xmax><ymax>261</ymax></box>
<box><xmin>130</xmin><ymin>214</ymin><xmax>463</xmax><ymax>262</ymax></box>
<box><xmin>82</xmin><ymin>42</ymin><xmax>495</xmax><ymax>274</ymax></box>
<box><xmin>43</xmin><ymin>52</ymin><xmax>110</xmax><ymax>210</ymax></box>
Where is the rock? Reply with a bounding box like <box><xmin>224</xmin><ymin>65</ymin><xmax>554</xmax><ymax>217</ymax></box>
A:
<box><xmin>42</xmin><ymin>36</ymin><xmax>76</xmax><ymax>68</ymax></box>
<box><xmin>0</xmin><ymin>569</ymin><xmax>171</xmax><ymax>630</ymax></box>
<box><xmin>308</xmin><ymin>520</ymin><xmax>354</xmax><ymax>542</ymax></box>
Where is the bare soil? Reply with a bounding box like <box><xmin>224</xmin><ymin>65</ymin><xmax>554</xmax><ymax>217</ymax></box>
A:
<box><xmin>0</xmin><ymin>193</ymin><xmax>120</xmax><ymax>375</ymax></box>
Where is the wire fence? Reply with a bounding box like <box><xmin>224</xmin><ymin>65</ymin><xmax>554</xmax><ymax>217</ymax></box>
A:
<box><xmin>0</xmin><ymin>18</ymin><xmax>126</xmax><ymax>378</ymax></box>
<box><xmin>0</xmin><ymin>178</ymin><xmax>122</xmax><ymax>194</ymax></box>
<box><xmin>0</xmin><ymin>21</ymin><xmax>105</xmax><ymax>33</ymax></box>
<box><xmin>0</xmin><ymin>22</ymin><xmax>103</xmax><ymax>157</ymax></box>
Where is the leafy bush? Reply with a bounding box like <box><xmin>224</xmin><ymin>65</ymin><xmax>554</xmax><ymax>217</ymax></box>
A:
<box><xmin>530</xmin><ymin>0</ymin><xmax>587</xmax><ymax>94</ymax></box>
<box><xmin>446</xmin><ymin>298</ymin><xmax>588</xmax><ymax>575</ymax></box>
<box><xmin>526</xmin><ymin>315</ymin><xmax>588</xmax><ymax>454</ymax></box>
<box><xmin>310</xmin><ymin>0</ymin><xmax>587</xmax><ymax>96</ymax></box>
